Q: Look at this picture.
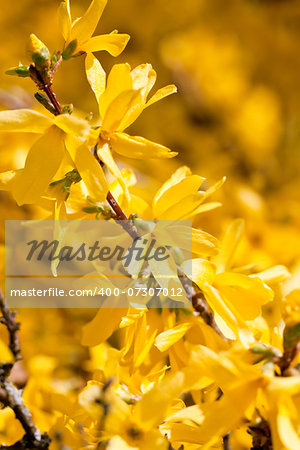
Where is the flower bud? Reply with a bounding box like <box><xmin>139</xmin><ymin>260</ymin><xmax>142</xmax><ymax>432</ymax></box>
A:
<box><xmin>27</xmin><ymin>34</ymin><xmax>51</xmax><ymax>69</ymax></box>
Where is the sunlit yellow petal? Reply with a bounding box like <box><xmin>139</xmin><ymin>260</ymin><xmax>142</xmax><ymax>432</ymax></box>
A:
<box><xmin>85</xmin><ymin>53</ymin><xmax>106</xmax><ymax>104</ymax></box>
<box><xmin>81</xmin><ymin>32</ymin><xmax>130</xmax><ymax>57</ymax></box>
<box><xmin>65</xmin><ymin>135</ymin><xmax>108</xmax><ymax>202</ymax></box>
<box><xmin>70</xmin><ymin>0</ymin><xmax>108</xmax><ymax>45</ymax></box>
<box><xmin>133</xmin><ymin>371</ymin><xmax>185</xmax><ymax>430</ymax></box>
<box><xmin>168</xmin><ymin>380</ymin><xmax>261</xmax><ymax>447</ymax></box>
<box><xmin>99</xmin><ymin>63</ymin><xmax>132</xmax><ymax>118</ymax></box>
<box><xmin>276</xmin><ymin>400</ymin><xmax>300</xmax><ymax>450</ymax></box>
<box><xmin>215</xmin><ymin>272</ymin><xmax>273</xmax><ymax>320</ymax></box>
<box><xmin>81</xmin><ymin>298</ymin><xmax>127</xmax><ymax>346</ymax></box>
<box><xmin>202</xmin><ymin>283</ymin><xmax>241</xmax><ymax>337</ymax></box>
<box><xmin>0</xmin><ymin>109</ymin><xmax>52</xmax><ymax>133</ymax></box>
<box><xmin>153</xmin><ymin>173</ymin><xmax>204</xmax><ymax>218</ymax></box>
<box><xmin>130</xmin><ymin>64</ymin><xmax>156</xmax><ymax>100</ymax></box>
<box><xmin>157</xmin><ymin>193</ymin><xmax>207</xmax><ymax>220</ymax></box>
<box><xmin>182</xmin><ymin>201</ymin><xmax>222</xmax><ymax>218</ymax></box>
<box><xmin>110</xmin><ymin>132</ymin><xmax>177</xmax><ymax>159</ymax></box>
<box><xmin>146</xmin><ymin>84</ymin><xmax>177</xmax><ymax>107</ymax></box>
<box><xmin>155</xmin><ymin>323</ymin><xmax>193</xmax><ymax>352</ymax></box>
<box><xmin>102</xmin><ymin>90</ymin><xmax>143</xmax><ymax>131</ymax></box>
<box><xmin>192</xmin><ymin>228</ymin><xmax>219</xmax><ymax>256</ymax></box>
<box><xmin>12</xmin><ymin>127</ymin><xmax>65</xmax><ymax>205</ymax></box>
<box><xmin>54</xmin><ymin>114</ymin><xmax>89</xmax><ymax>138</ymax></box>
<box><xmin>183</xmin><ymin>258</ymin><xmax>216</xmax><ymax>288</ymax></box>
<box><xmin>58</xmin><ymin>0</ymin><xmax>72</xmax><ymax>41</ymax></box>
<box><xmin>213</xmin><ymin>219</ymin><xmax>244</xmax><ymax>272</ymax></box>
<box><xmin>252</xmin><ymin>265</ymin><xmax>291</xmax><ymax>285</ymax></box>
<box><xmin>97</xmin><ymin>142</ymin><xmax>130</xmax><ymax>201</ymax></box>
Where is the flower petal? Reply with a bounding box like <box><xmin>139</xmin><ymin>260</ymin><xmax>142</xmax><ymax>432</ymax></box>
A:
<box><xmin>65</xmin><ymin>135</ymin><xmax>108</xmax><ymax>202</ymax></box>
<box><xmin>0</xmin><ymin>109</ymin><xmax>52</xmax><ymax>133</ymax></box>
<box><xmin>131</xmin><ymin>64</ymin><xmax>156</xmax><ymax>100</ymax></box>
<box><xmin>133</xmin><ymin>371</ymin><xmax>185</xmax><ymax>430</ymax></box>
<box><xmin>213</xmin><ymin>219</ymin><xmax>245</xmax><ymax>273</ymax></box>
<box><xmin>54</xmin><ymin>114</ymin><xmax>90</xmax><ymax>138</ymax></box>
<box><xmin>153</xmin><ymin>172</ymin><xmax>204</xmax><ymax>218</ymax></box>
<box><xmin>202</xmin><ymin>283</ymin><xmax>242</xmax><ymax>337</ymax></box>
<box><xmin>110</xmin><ymin>132</ymin><xmax>177</xmax><ymax>159</ymax></box>
<box><xmin>146</xmin><ymin>84</ymin><xmax>177</xmax><ymax>107</ymax></box>
<box><xmin>102</xmin><ymin>90</ymin><xmax>142</xmax><ymax>131</ymax></box>
<box><xmin>115</xmin><ymin>64</ymin><xmax>157</xmax><ymax>130</ymax></box>
<box><xmin>97</xmin><ymin>142</ymin><xmax>130</xmax><ymax>201</ymax></box>
<box><xmin>215</xmin><ymin>272</ymin><xmax>274</xmax><ymax>320</ymax></box>
<box><xmin>156</xmin><ymin>193</ymin><xmax>207</xmax><ymax>220</ymax></box>
<box><xmin>155</xmin><ymin>323</ymin><xmax>193</xmax><ymax>352</ymax></box>
<box><xmin>81</xmin><ymin>298</ymin><xmax>127</xmax><ymax>346</ymax></box>
<box><xmin>192</xmin><ymin>228</ymin><xmax>219</xmax><ymax>256</ymax></box>
<box><xmin>99</xmin><ymin>63</ymin><xmax>132</xmax><ymax>119</ymax></box>
<box><xmin>58</xmin><ymin>0</ymin><xmax>72</xmax><ymax>41</ymax></box>
<box><xmin>85</xmin><ymin>53</ymin><xmax>106</xmax><ymax>104</ymax></box>
<box><xmin>81</xmin><ymin>32</ymin><xmax>130</xmax><ymax>57</ymax></box>
<box><xmin>11</xmin><ymin>127</ymin><xmax>65</xmax><ymax>205</ymax></box>
<box><xmin>71</xmin><ymin>0</ymin><xmax>108</xmax><ymax>45</ymax></box>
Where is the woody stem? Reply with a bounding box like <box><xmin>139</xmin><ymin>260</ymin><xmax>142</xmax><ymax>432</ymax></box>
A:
<box><xmin>42</xmin><ymin>84</ymin><xmax>62</xmax><ymax>115</ymax></box>
<box><xmin>0</xmin><ymin>289</ymin><xmax>48</xmax><ymax>447</ymax></box>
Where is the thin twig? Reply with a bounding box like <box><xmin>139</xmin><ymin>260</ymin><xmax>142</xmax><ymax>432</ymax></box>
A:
<box><xmin>222</xmin><ymin>433</ymin><xmax>231</xmax><ymax>450</ymax></box>
<box><xmin>249</xmin><ymin>419</ymin><xmax>272</xmax><ymax>449</ymax></box>
<box><xmin>0</xmin><ymin>289</ymin><xmax>49</xmax><ymax>448</ymax></box>
<box><xmin>42</xmin><ymin>84</ymin><xmax>62</xmax><ymax>115</ymax></box>
<box><xmin>276</xmin><ymin>342</ymin><xmax>300</xmax><ymax>375</ymax></box>
<box><xmin>0</xmin><ymin>289</ymin><xmax>21</xmax><ymax>363</ymax></box>
<box><xmin>177</xmin><ymin>267</ymin><xmax>227</xmax><ymax>340</ymax></box>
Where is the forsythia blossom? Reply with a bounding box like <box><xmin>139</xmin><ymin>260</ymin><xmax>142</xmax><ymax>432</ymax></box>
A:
<box><xmin>0</xmin><ymin>0</ymin><xmax>299</xmax><ymax>449</ymax></box>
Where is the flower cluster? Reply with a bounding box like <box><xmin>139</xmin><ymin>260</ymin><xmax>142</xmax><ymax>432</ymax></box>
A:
<box><xmin>0</xmin><ymin>0</ymin><xmax>300</xmax><ymax>449</ymax></box>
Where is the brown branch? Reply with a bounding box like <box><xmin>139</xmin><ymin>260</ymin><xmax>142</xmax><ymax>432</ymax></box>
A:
<box><xmin>249</xmin><ymin>419</ymin><xmax>272</xmax><ymax>449</ymax></box>
<box><xmin>276</xmin><ymin>344</ymin><xmax>300</xmax><ymax>374</ymax></box>
<box><xmin>0</xmin><ymin>289</ymin><xmax>21</xmax><ymax>363</ymax></box>
<box><xmin>42</xmin><ymin>84</ymin><xmax>62</xmax><ymax>115</ymax></box>
<box><xmin>0</xmin><ymin>289</ymin><xmax>50</xmax><ymax>448</ymax></box>
<box><xmin>177</xmin><ymin>267</ymin><xmax>227</xmax><ymax>340</ymax></box>
<box><xmin>223</xmin><ymin>433</ymin><xmax>232</xmax><ymax>450</ymax></box>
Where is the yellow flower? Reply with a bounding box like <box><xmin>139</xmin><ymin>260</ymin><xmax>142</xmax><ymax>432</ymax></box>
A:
<box><xmin>283</xmin><ymin>289</ymin><xmax>300</xmax><ymax>326</ymax></box>
<box><xmin>0</xmin><ymin>109</ymin><xmax>108</xmax><ymax>205</ymax></box>
<box><xmin>85</xmin><ymin>54</ymin><xmax>177</xmax><ymax>166</ymax></box>
<box><xmin>152</xmin><ymin>166</ymin><xmax>224</xmax><ymax>220</ymax></box>
<box><xmin>100</xmin><ymin>372</ymin><xmax>184</xmax><ymax>449</ymax></box>
<box><xmin>184</xmin><ymin>220</ymin><xmax>274</xmax><ymax>341</ymax></box>
<box><xmin>265</xmin><ymin>377</ymin><xmax>300</xmax><ymax>450</ymax></box>
<box><xmin>58</xmin><ymin>0</ymin><xmax>130</xmax><ymax>59</ymax></box>
<box><xmin>162</xmin><ymin>347</ymin><xmax>266</xmax><ymax>449</ymax></box>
